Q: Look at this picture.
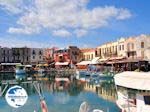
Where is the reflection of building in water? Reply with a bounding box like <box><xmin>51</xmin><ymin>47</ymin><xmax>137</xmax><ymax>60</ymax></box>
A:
<box><xmin>84</xmin><ymin>81</ymin><xmax>117</xmax><ymax>102</ymax></box>
<box><xmin>97</xmin><ymin>84</ymin><xmax>117</xmax><ymax>102</ymax></box>
<box><xmin>84</xmin><ymin>83</ymin><xmax>97</xmax><ymax>93</ymax></box>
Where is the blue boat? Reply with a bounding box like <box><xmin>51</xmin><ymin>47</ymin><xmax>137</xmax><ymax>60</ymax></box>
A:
<box><xmin>15</xmin><ymin>65</ymin><xmax>26</xmax><ymax>80</ymax></box>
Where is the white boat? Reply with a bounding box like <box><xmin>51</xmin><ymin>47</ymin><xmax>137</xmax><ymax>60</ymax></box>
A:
<box><xmin>114</xmin><ymin>71</ymin><xmax>150</xmax><ymax>112</ymax></box>
<box><xmin>79</xmin><ymin>102</ymin><xmax>89</xmax><ymax>112</ymax></box>
<box><xmin>93</xmin><ymin>109</ymin><xmax>103</xmax><ymax>112</ymax></box>
<box><xmin>15</xmin><ymin>65</ymin><xmax>26</xmax><ymax>80</ymax></box>
<box><xmin>76</xmin><ymin>70</ymin><xmax>91</xmax><ymax>82</ymax></box>
<box><xmin>79</xmin><ymin>102</ymin><xmax>103</xmax><ymax>112</ymax></box>
<box><xmin>36</xmin><ymin>64</ymin><xmax>48</xmax><ymax>77</ymax></box>
<box><xmin>37</xmin><ymin>69</ymin><xmax>45</xmax><ymax>77</ymax></box>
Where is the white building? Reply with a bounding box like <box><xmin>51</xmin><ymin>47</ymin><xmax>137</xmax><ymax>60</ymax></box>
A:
<box><xmin>135</xmin><ymin>34</ymin><xmax>150</xmax><ymax>60</ymax></box>
<box><xmin>30</xmin><ymin>48</ymin><xmax>45</xmax><ymax>64</ymax></box>
<box><xmin>117</xmin><ymin>38</ymin><xmax>126</xmax><ymax>57</ymax></box>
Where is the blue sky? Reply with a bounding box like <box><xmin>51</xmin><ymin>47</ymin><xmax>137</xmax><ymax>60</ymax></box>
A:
<box><xmin>0</xmin><ymin>0</ymin><xmax>150</xmax><ymax>48</ymax></box>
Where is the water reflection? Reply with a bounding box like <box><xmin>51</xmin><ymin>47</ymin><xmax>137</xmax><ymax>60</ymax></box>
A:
<box><xmin>0</xmin><ymin>73</ymin><xmax>119</xmax><ymax>112</ymax></box>
<box><xmin>84</xmin><ymin>80</ymin><xmax>117</xmax><ymax>102</ymax></box>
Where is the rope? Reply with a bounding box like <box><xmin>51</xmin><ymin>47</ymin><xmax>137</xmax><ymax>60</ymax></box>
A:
<box><xmin>0</xmin><ymin>84</ymin><xmax>8</xmax><ymax>97</ymax></box>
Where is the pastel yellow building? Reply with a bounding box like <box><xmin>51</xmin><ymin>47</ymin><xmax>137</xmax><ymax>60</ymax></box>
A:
<box><xmin>97</xmin><ymin>41</ymin><xmax>118</xmax><ymax>59</ymax></box>
<box><xmin>81</xmin><ymin>48</ymin><xmax>96</xmax><ymax>61</ymax></box>
<box><xmin>96</xmin><ymin>34</ymin><xmax>150</xmax><ymax>61</ymax></box>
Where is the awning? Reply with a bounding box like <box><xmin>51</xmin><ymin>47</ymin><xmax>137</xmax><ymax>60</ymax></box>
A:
<box><xmin>99</xmin><ymin>58</ymin><xmax>109</xmax><ymax>62</ymax></box>
<box><xmin>91</xmin><ymin>57</ymin><xmax>100</xmax><ymax>64</ymax></box>
<box><xmin>114</xmin><ymin>71</ymin><xmax>150</xmax><ymax>90</ymax></box>
<box><xmin>0</xmin><ymin>63</ymin><xmax>21</xmax><ymax>66</ymax></box>
<box><xmin>25</xmin><ymin>65</ymin><xmax>32</xmax><ymax>67</ymax></box>
<box><xmin>76</xmin><ymin>61</ymin><xmax>91</xmax><ymax>66</ymax></box>
<box><xmin>109</xmin><ymin>56</ymin><xmax>125</xmax><ymax>60</ymax></box>
<box><xmin>55</xmin><ymin>62</ymin><xmax>69</xmax><ymax>66</ymax></box>
<box><xmin>117</xmin><ymin>58</ymin><xmax>148</xmax><ymax>63</ymax></box>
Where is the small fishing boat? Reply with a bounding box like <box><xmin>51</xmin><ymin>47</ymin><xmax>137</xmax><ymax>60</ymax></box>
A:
<box><xmin>79</xmin><ymin>102</ymin><xmax>104</xmax><ymax>112</ymax></box>
<box><xmin>114</xmin><ymin>71</ymin><xmax>150</xmax><ymax>112</ymax></box>
<box><xmin>93</xmin><ymin>109</ymin><xmax>103</xmax><ymax>112</ymax></box>
<box><xmin>36</xmin><ymin>64</ymin><xmax>48</xmax><ymax>77</ymax></box>
<box><xmin>76</xmin><ymin>70</ymin><xmax>91</xmax><ymax>82</ymax></box>
<box><xmin>15</xmin><ymin>65</ymin><xmax>26</xmax><ymax>80</ymax></box>
<box><xmin>79</xmin><ymin>102</ymin><xmax>89</xmax><ymax>112</ymax></box>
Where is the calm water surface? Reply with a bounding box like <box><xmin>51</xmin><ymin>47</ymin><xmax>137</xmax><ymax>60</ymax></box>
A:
<box><xmin>0</xmin><ymin>73</ymin><xmax>120</xmax><ymax>112</ymax></box>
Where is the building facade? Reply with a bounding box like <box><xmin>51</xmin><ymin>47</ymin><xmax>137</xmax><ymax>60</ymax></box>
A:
<box><xmin>44</xmin><ymin>47</ymin><xmax>58</xmax><ymax>63</ymax></box>
<box><xmin>81</xmin><ymin>48</ymin><xmax>97</xmax><ymax>61</ymax></box>
<box><xmin>96</xmin><ymin>34</ymin><xmax>150</xmax><ymax>61</ymax></box>
<box><xmin>117</xmin><ymin>38</ymin><xmax>126</xmax><ymax>57</ymax></box>
<box><xmin>30</xmin><ymin>48</ymin><xmax>45</xmax><ymax>65</ymax></box>
<box><xmin>124</xmin><ymin>37</ymin><xmax>137</xmax><ymax>59</ymax></box>
<box><xmin>1</xmin><ymin>47</ymin><xmax>13</xmax><ymax>63</ymax></box>
<box><xmin>135</xmin><ymin>34</ymin><xmax>150</xmax><ymax>60</ymax></box>
<box><xmin>11</xmin><ymin>47</ymin><xmax>31</xmax><ymax>64</ymax></box>
<box><xmin>54</xmin><ymin>46</ymin><xmax>81</xmax><ymax>64</ymax></box>
<box><xmin>97</xmin><ymin>41</ymin><xmax>118</xmax><ymax>59</ymax></box>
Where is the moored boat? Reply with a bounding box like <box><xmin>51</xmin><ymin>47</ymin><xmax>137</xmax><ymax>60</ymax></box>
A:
<box><xmin>114</xmin><ymin>71</ymin><xmax>150</xmax><ymax>112</ymax></box>
<box><xmin>15</xmin><ymin>65</ymin><xmax>26</xmax><ymax>80</ymax></box>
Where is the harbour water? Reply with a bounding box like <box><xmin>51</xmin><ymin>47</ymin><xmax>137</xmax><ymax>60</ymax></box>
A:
<box><xmin>0</xmin><ymin>73</ymin><xmax>120</xmax><ymax>112</ymax></box>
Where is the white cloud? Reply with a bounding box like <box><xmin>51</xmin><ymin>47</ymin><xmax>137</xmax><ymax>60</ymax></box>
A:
<box><xmin>74</xmin><ymin>29</ymin><xmax>88</xmax><ymax>37</ymax></box>
<box><xmin>0</xmin><ymin>37</ymin><xmax>51</xmax><ymax>48</ymax></box>
<box><xmin>116</xmin><ymin>8</ymin><xmax>132</xmax><ymax>20</ymax></box>
<box><xmin>8</xmin><ymin>26</ymin><xmax>40</xmax><ymax>35</ymax></box>
<box><xmin>0</xmin><ymin>0</ymin><xmax>24</xmax><ymax>14</ymax></box>
<box><xmin>52</xmin><ymin>29</ymin><xmax>72</xmax><ymax>37</ymax></box>
<box><xmin>0</xmin><ymin>0</ymin><xmax>132</xmax><ymax>37</ymax></box>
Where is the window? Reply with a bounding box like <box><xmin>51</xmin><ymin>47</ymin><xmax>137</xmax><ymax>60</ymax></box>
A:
<box><xmin>32</xmin><ymin>50</ymin><xmax>35</xmax><ymax>55</ymax></box>
<box><xmin>122</xmin><ymin>45</ymin><xmax>124</xmax><ymax>50</ymax></box>
<box><xmin>127</xmin><ymin>43</ymin><xmax>130</xmax><ymax>50</ymax></box>
<box><xmin>91</xmin><ymin>54</ymin><xmax>93</xmax><ymax>59</ymax></box>
<box><xmin>144</xmin><ymin>96</ymin><xmax>150</xmax><ymax>105</ymax></box>
<box><xmin>33</xmin><ymin>56</ymin><xmax>35</xmax><ymax>59</ymax></box>
<box><xmin>132</xmin><ymin>43</ymin><xmax>134</xmax><ymax>49</ymax></box>
<box><xmin>112</xmin><ymin>46</ymin><xmax>114</xmax><ymax>52</ymax></box>
<box><xmin>39</xmin><ymin>56</ymin><xmax>41</xmax><ymax>59</ymax></box>
<box><xmin>3</xmin><ymin>50</ymin><xmax>5</xmax><ymax>54</ymax></box>
<box><xmin>119</xmin><ymin>45</ymin><xmax>121</xmax><ymax>51</ymax></box>
<box><xmin>141</xmin><ymin>42</ymin><xmax>144</xmax><ymax>48</ymax></box>
<box><xmin>39</xmin><ymin>51</ymin><xmax>42</xmax><ymax>55</ymax></box>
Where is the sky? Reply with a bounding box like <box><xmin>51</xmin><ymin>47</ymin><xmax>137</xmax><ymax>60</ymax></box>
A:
<box><xmin>0</xmin><ymin>0</ymin><xmax>150</xmax><ymax>48</ymax></box>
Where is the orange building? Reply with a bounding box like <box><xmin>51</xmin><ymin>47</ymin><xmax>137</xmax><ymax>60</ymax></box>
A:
<box><xmin>54</xmin><ymin>46</ymin><xmax>81</xmax><ymax>68</ymax></box>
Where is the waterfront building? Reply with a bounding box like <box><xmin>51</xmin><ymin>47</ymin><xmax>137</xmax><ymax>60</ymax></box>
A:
<box><xmin>135</xmin><ymin>34</ymin><xmax>150</xmax><ymax>60</ymax></box>
<box><xmin>54</xmin><ymin>46</ymin><xmax>81</xmax><ymax>68</ymax></box>
<box><xmin>81</xmin><ymin>48</ymin><xmax>97</xmax><ymax>61</ymax></box>
<box><xmin>1</xmin><ymin>47</ymin><xmax>13</xmax><ymax>63</ymax></box>
<box><xmin>124</xmin><ymin>37</ymin><xmax>137</xmax><ymax>59</ymax></box>
<box><xmin>96</xmin><ymin>34</ymin><xmax>150</xmax><ymax>61</ymax></box>
<box><xmin>30</xmin><ymin>48</ymin><xmax>45</xmax><ymax>65</ymax></box>
<box><xmin>97</xmin><ymin>41</ymin><xmax>118</xmax><ymax>59</ymax></box>
<box><xmin>44</xmin><ymin>47</ymin><xmax>58</xmax><ymax>64</ymax></box>
<box><xmin>12</xmin><ymin>47</ymin><xmax>31</xmax><ymax>64</ymax></box>
<box><xmin>117</xmin><ymin>38</ymin><xmax>126</xmax><ymax>57</ymax></box>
